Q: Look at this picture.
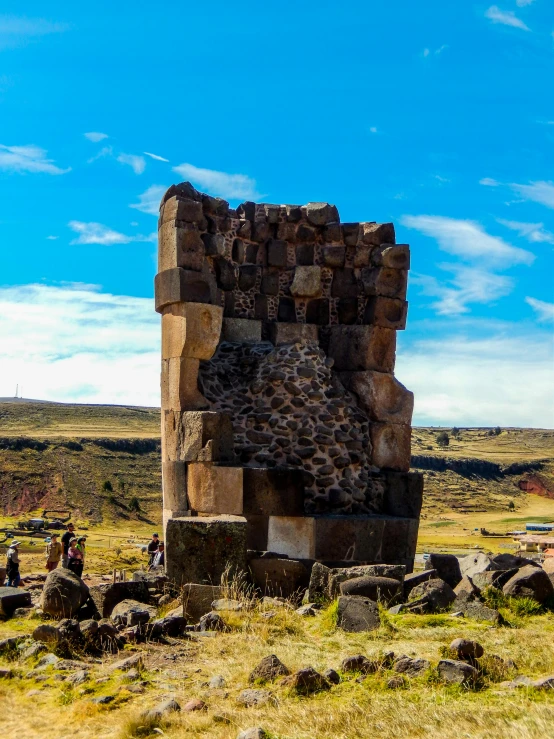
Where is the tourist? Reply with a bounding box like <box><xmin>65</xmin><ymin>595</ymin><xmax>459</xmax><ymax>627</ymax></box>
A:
<box><xmin>67</xmin><ymin>537</ymin><xmax>84</xmax><ymax>577</ymax></box>
<box><xmin>46</xmin><ymin>534</ymin><xmax>63</xmax><ymax>571</ymax></box>
<box><xmin>61</xmin><ymin>523</ymin><xmax>75</xmax><ymax>568</ymax></box>
<box><xmin>149</xmin><ymin>542</ymin><xmax>164</xmax><ymax>570</ymax></box>
<box><xmin>6</xmin><ymin>540</ymin><xmax>21</xmax><ymax>587</ymax></box>
<box><xmin>147</xmin><ymin>532</ymin><xmax>159</xmax><ymax>566</ymax></box>
<box><xmin>76</xmin><ymin>536</ymin><xmax>87</xmax><ymax>576</ymax></box>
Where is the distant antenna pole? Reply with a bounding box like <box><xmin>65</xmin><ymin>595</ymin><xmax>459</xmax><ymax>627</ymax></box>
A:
<box><xmin>15</xmin><ymin>384</ymin><xmax>18</xmax><ymax>398</ymax></box>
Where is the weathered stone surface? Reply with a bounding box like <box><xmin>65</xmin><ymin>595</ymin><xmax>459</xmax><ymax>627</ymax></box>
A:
<box><xmin>181</xmin><ymin>583</ymin><xmax>224</xmax><ymax>621</ymax></box>
<box><xmin>243</xmin><ymin>467</ymin><xmax>304</xmax><ymax>517</ymax></box>
<box><xmin>437</xmin><ymin>659</ymin><xmax>478</xmax><ymax>685</ymax></box>
<box><xmin>403</xmin><ymin>570</ymin><xmax>437</xmax><ymax>599</ymax></box>
<box><xmin>158</xmin><ymin>221</ymin><xmax>204</xmax><ymax>272</ymax></box>
<box><xmin>187</xmin><ymin>463</ymin><xmax>243</xmax><ymax>515</ymax></box>
<box><xmin>339</xmin><ymin>575</ymin><xmax>402</xmax><ymax>603</ymax></box>
<box><xmin>0</xmin><ymin>586</ymin><xmax>31</xmax><ymax>616</ymax></box>
<box><xmin>383</xmin><ymin>471</ymin><xmax>424</xmax><ymax>519</ymax></box>
<box><xmin>491</xmin><ymin>553</ymin><xmax>540</xmax><ymax>571</ymax></box>
<box><xmin>305</xmin><ymin>202</ymin><xmax>339</xmax><ymax>226</ymax></box>
<box><xmin>328</xmin><ymin>325</ymin><xmax>396</xmax><ymax>372</ymax></box>
<box><xmin>360</xmin><ymin>222</ymin><xmax>395</xmax><ymax>246</ymax></box>
<box><xmin>290</xmin><ymin>266</ymin><xmax>322</xmax><ymax>297</ymax></box>
<box><xmin>462</xmin><ymin>603</ymin><xmax>501</xmax><ymax>623</ymax></box>
<box><xmin>328</xmin><ymin>564</ymin><xmax>405</xmax><ymax>598</ymax></box>
<box><xmin>408</xmin><ymin>578</ymin><xmax>456</xmax><ymax>613</ymax></box>
<box><xmin>453</xmin><ymin>576</ymin><xmax>480</xmax><ymax>605</ymax></box>
<box><xmin>237</xmin><ymin>689</ymin><xmax>273</xmax><ymax>707</ymax></box>
<box><xmin>250</xmin><ymin>558</ymin><xmax>309</xmax><ymax>598</ymax></box>
<box><xmin>267</xmin><ymin>516</ymin><xmax>315</xmax><ymax>559</ymax></box>
<box><xmin>111</xmin><ymin>599</ymin><xmax>157</xmax><ymax>626</ymax></box>
<box><xmin>426</xmin><ymin>553</ymin><xmax>462</xmax><ymax>588</ymax></box>
<box><xmin>162</xmin><ymin>302</ymin><xmax>222</xmax><ymax>360</ymax></box>
<box><xmin>370</xmin><ymin>423</ymin><xmax>411</xmax><ymax>472</ymax></box>
<box><xmin>222</xmin><ymin>318</ymin><xmax>262</xmax><ymax>343</ymax></box>
<box><xmin>155</xmin><ymin>267</ymin><xmax>218</xmax><ymax>314</ymax></box>
<box><xmin>162</xmin><ymin>195</ymin><xmax>204</xmax><ymax>224</ymax></box>
<box><xmin>363</xmin><ymin>296</ymin><xmax>408</xmax><ymax>330</ymax></box>
<box><xmin>450</xmin><ymin>638</ymin><xmax>484</xmax><ymax>659</ymax></box>
<box><xmin>237</xmin><ymin>729</ymin><xmax>269</xmax><ymax>739</ymax></box>
<box><xmin>459</xmin><ymin>552</ymin><xmax>493</xmax><ymax>579</ymax></box>
<box><xmin>342</xmin><ymin>371</ymin><xmax>414</xmax><ymax>425</ymax></box>
<box><xmin>161</xmin><ymin>357</ymin><xmax>206</xmax><ymax>411</ymax></box>
<box><xmin>268</xmin><ymin>322</ymin><xmax>318</xmax><ymax>346</ymax></box>
<box><xmin>88</xmin><ymin>581</ymin><xmax>150</xmax><ymax>619</ymax></box>
<box><xmin>249</xmin><ymin>654</ymin><xmax>290</xmax><ymax>683</ymax></box>
<box><xmin>108</xmin><ymin>653</ymin><xmax>144</xmax><ymax>673</ymax></box>
<box><xmin>146</xmin><ymin>698</ymin><xmax>181</xmax><ymax>720</ymax></box>
<box><xmin>340</xmin><ymin>654</ymin><xmax>377</xmax><ymax>674</ymax></box>
<box><xmin>166</xmin><ymin>516</ymin><xmax>247</xmax><ymax>587</ymax></box>
<box><xmin>163</xmin><ymin>410</ymin><xmax>234</xmax><ymax>463</ymax></box>
<box><xmin>32</xmin><ymin>624</ymin><xmax>60</xmax><ymax>644</ymax></box>
<box><xmin>281</xmin><ymin>667</ymin><xmax>330</xmax><ymax>694</ymax></box>
<box><xmin>40</xmin><ymin>569</ymin><xmax>89</xmax><ymax>618</ymax></box>
<box><xmin>394</xmin><ymin>657</ymin><xmax>430</xmax><ymax>676</ymax></box>
<box><xmin>502</xmin><ymin>565</ymin><xmax>554</xmax><ymax>603</ymax></box>
<box><xmin>361</xmin><ymin>267</ymin><xmax>407</xmax><ymax>300</ymax></box>
<box><xmin>373</xmin><ymin>244</ymin><xmax>410</xmax><ymax>269</ymax></box>
<box><xmin>337</xmin><ymin>595</ymin><xmax>380</xmax><ymax>632</ymax></box>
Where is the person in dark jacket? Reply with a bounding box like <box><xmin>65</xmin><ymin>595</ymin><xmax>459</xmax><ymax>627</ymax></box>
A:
<box><xmin>6</xmin><ymin>541</ymin><xmax>21</xmax><ymax>587</ymax></box>
<box><xmin>149</xmin><ymin>542</ymin><xmax>164</xmax><ymax>570</ymax></box>
<box><xmin>147</xmin><ymin>533</ymin><xmax>159</xmax><ymax>566</ymax></box>
<box><xmin>61</xmin><ymin>523</ymin><xmax>75</xmax><ymax>568</ymax></box>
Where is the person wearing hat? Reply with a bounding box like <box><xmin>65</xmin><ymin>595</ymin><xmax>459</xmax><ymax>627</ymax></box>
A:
<box><xmin>147</xmin><ymin>532</ymin><xmax>160</xmax><ymax>567</ymax></box>
<box><xmin>76</xmin><ymin>536</ymin><xmax>87</xmax><ymax>577</ymax></box>
<box><xmin>149</xmin><ymin>542</ymin><xmax>165</xmax><ymax>570</ymax></box>
<box><xmin>6</xmin><ymin>540</ymin><xmax>21</xmax><ymax>587</ymax></box>
<box><xmin>61</xmin><ymin>523</ymin><xmax>75</xmax><ymax>568</ymax></box>
<box><xmin>45</xmin><ymin>533</ymin><xmax>63</xmax><ymax>572</ymax></box>
<box><xmin>67</xmin><ymin>537</ymin><xmax>84</xmax><ymax>577</ymax></box>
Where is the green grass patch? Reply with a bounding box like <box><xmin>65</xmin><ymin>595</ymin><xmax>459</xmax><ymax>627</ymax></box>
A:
<box><xmin>428</xmin><ymin>521</ymin><xmax>456</xmax><ymax>528</ymax></box>
<box><xmin>320</xmin><ymin>599</ymin><xmax>339</xmax><ymax>632</ymax></box>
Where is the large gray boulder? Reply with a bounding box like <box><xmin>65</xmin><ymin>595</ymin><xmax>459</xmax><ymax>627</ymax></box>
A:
<box><xmin>88</xmin><ymin>581</ymin><xmax>150</xmax><ymax>619</ymax></box>
<box><xmin>438</xmin><ymin>659</ymin><xmax>478</xmax><ymax>685</ymax></box>
<box><xmin>502</xmin><ymin>565</ymin><xmax>554</xmax><ymax>603</ymax></box>
<box><xmin>337</xmin><ymin>595</ymin><xmax>380</xmax><ymax>632</ymax></box>
<box><xmin>426</xmin><ymin>554</ymin><xmax>461</xmax><ymax>588</ymax></box>
<box><xmin>111</xmin><ymin>599</ymin><xmax>157</xmax><ymax>626</ymax></box>
<box><xmin>0</xmin><ymin>586</ymin><xmax>31</xmax><ymax>616</ymax></box>
<box><xmin>459</xmin><ymin>553</ymin><xmax>492</xmax><ymax>579</ymax></box>
<box><xmin>408</xmin><ymin>578</ymin><xmax>456</xmax><ymax>613</ymax></box>
<box><xmin>339</xmin><ymin>575</ymin><xmax>402</xmax><ymax>604</ymax></box>
<box><xmin>40</xmin><ymin>569</ymin><xmax>89</xmax><ymax>618</ymax></box>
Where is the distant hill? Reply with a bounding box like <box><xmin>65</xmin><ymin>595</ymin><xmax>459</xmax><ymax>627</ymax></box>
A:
<box><xmin>0</xmin><ymin>399</ymin><xmax>552</xmax><ymax>522</ymax></box>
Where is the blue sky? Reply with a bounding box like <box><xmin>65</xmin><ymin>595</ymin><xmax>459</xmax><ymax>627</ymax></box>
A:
<box><xmin>0</xmin><ymin>1</ymin><xmax>553</xmax><ymax>427</ymax></box>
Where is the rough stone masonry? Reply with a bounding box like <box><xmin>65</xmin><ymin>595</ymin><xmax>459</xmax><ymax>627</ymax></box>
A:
<box><xmin>156</xmin><ymin>182</ymin><xmax>423</xmax><ymax>587</ymax></box>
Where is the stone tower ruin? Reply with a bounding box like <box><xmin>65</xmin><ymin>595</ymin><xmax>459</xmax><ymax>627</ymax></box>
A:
<box><xmin>156</xmin><ymin>182</ymin><xmax>423</xmax><ymax>589</ymax></box>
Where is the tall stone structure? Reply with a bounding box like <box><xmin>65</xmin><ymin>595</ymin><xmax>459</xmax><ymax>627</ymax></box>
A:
<box><xmin>156</xmin><ymin>182</ymin><xmax>423</xmax><ymax>587</ymax></box>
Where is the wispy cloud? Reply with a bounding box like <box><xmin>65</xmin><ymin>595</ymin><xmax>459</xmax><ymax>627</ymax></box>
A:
<box><xmin>84</xmin><ymin>132</ymin><xmax>108</xmax><ymax>143</ymax></box>
<box><xmin>402</xmin><ymin>215</ymin><xmax>534</xmax><ymax>316</ymax></box>
<box><xmin>397</xmin><ymin>324</ymin><xmax>554</xmax><ymax>427</ymax></box>
<box><xmin>68</xmin><ymin>221</ymin><xmax>155</xmax><ymax>245</ymax></box>
<box><xmin>485</xmin><ymin>6</ymin><xmax>530</xmax><ymax>31</ymax></box>
<box><xmin>510</xmin><ymin>181</ymin><xmax>554</xmax><ymax>209</ymax></box>
<box><xmin>0</xmin><ymin>283</ymin><xmax>159</xmax><ymax>405</ymax></box>
<box><xmin>46</xmin><ymin>235</ymin><xmax>58</xmax><ymax>241</ymax></box>
<box><xmin>117</xmin><ymin>153</ymin><xmax>146</xmax><ymax>175</ymax></box>
<box><xmin>497</xmin><ymin>219</ymin><xmax>554</xmax><ymax>244</ymax></box>
<box><xmin>173</xmin><ymin>162</ymin><xmax>260</xmax><ymax>200</ymax></box>
<box><xmin>526</xmin><ymin>297</ymin><xmax>554</xmax><ymax>322</ymax></box>
<box><xmin>87</xmin><ymin>145</ymin><xmax>112</xmax><ymax>164</ymax></box>
<box><xmin>516</xmin><ymin>0</ymin><xmax>535</xmax><ymax>6</ymax></box>
<box><xmin>130</xmin><ymin>185</ymin><xmax>167</xmax><ymax>216</ymax></box>
<box><xmin>423</xmin><ymin>45</ymin><xmax>448</xmax><ymax>57</ymax></box>
<box><xmin>0</xmin><ymin>16</ymin><xmax>70</xmax><ymax>49</ymax></box>
<box><xmin>401</xmin><ymin>215</ymin><xmax>534</xmax><ymax>266</ymax></box>
<box><xmin>0</xmin><ymin>144</ymin><xmax>70</xmax><ymax>175</ymax></box>
<box><xmin>480</xmin><ymin>177</ymin><xmax>500</xmax><ymax>187</ymax></box>
<box><xmin>369</xmin><ymin>127</ymin><xmax>378</xmax><ymax>134</ymax></box>
<box><xmin>144</xmin><ymin>151</ymin><xmax>169</xmax><ymax>162</ymax></box>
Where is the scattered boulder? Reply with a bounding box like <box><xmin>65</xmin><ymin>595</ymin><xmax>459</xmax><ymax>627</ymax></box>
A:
<box><xmin>108</xmin><ymin>653</ymin><xmax>144</xmax><ymax>673</ymax></box>
<box><xmin>328</xmin><ymin>564</ymin><xmax>405</xmax><ymax>599</ymax></box>
<box><xmin>197</xmin><ymin>611</ymin><xmax>228</xmax><ymax>632</ymax></box>
<box><xmin>98</xmin><ymin>619</ymin><xmax>119</xmax><ymax>638</ymax></box>
<box><xmin>426</xmin><ymin>554</ymin><xmax>461</xmax><ymax>588</ymax></box>
<box><xmin>237</xmin><ymin>729</ymin><xmax>269</xmax><ymax>739</ymax></box>
<box><xmin>32</xmin><ymin>624</ymin><xmax>60</xmax><ymax>645</ymax></box>
<box><xmin>387</xmin><ymin>675</ymin><xmax>406</xmax><ymax>689</ymax></box>
<box><xmin>152</xmin><ymin>614</ymin><xmax>187</xmax><ymax>637</ymax></box>
<box><xmin>209</xmin><ymin>675</ymin><xmax>226</xmax><ymax>688</ymax></box>
<box><xmin>459</xmin><ymin>553</ymin><xmax>492</xmax><ymax>579</ymax></box>
<box><xmin>0</xmin><ymin>586</ymin><xmax>32</xmax><ymax>616</ymax></box>
<box><xmin>340</xmin><ymin>654</ymin><xmax>378</xmax><ymax>674</ymax></box>
<box><xmin>21</xmin><ymin>642</ymin><xmax>47</xmax><ymax>660</ymax></box>
<box><xmin>0</xmin><ymin>668</ymin><xmax>13</xmax><ymax>679</ymax></box>
<box><xmin>408</xmin><ymin>579</ymin><xmax>456</xmax><ymax>613</ymax></box>
<box><xmin>471</xmin><ymin>569</ymin><xmax>518</xmax><ymax>592</ymax></box>
<box><xmin>111</xmin><ymin>599</ymin><xmax>157</xmax><ymax>626</ymax></box>
<box><xmin>323</xmin><ymin>668</ymin><xmax>340</xmax><ymax>685</ymax></box>
<box><xmin>339</xmin><ymin>575</ymin><xmax>402</xmax><ymax>604</ymax></box>
<box><xmin>58</xmin><ymin>618</ymin><xmax>81</xmax><ymax>643</ymax></box>
<box><xmin>337</xmin><ymin>596</ymin><xmax>380</xmax><ymax>632</ymax></box>
<box><xmin>36</xmin><ymin>653</ymin><xmax>60</xmax><ymax>669</ymax></box>
<box><xmin>532</xmin><ymin>675</ymin><xmax>554</xmax><ymax>690</ymax></box>
<box><xmin>491</xmin><ymin>553</ymin><xmax>539</xmax><ymax>571</ymax></box>
<box><xmin>40</xmin><ymin>569</ymin><xmax>89</xmax><ymax>618</ymax></box>
<box><xmin>502</xmin><ymin>565</ymin><xmax>554</xmax><ymax>603</ymax></box>
<box><xmin>92</xmin><ymin>695</ymin><xmax>115</xmax><ymax>705</ymax></box>
<box><xmin>449</xmin><ymin>638</ymin><xmax>484</xmax><ymax>659</ymax></box>
<box><xmin>212</xmin><ymin>598</ymin><xmax>247</xmax><ymax>611</ymax></box>
<box><xmin>281</xmin><ymin>667</ymin><xmax>330</xmax><ymax>694</ymax></box>
<box><xmin>182</xmin><ymin>583</ymin><xmax>224</xmax><ymax>621</ymax></box>
<box><xmin>80</xmin><ymin>619</ymin><xmax>99</xmax><ymax>639</ymax></box>
<box><xmin>88</xmin><ymin>581</ymin><xmax>150</xmax><ymax>619</ymax></box>
<box><xmin>65</xmin><ymin>669</ymin><xmax>88</xmax><ymax>685</ymax></box>
<box><xmin>453</xmin><ymin>576</ymin><xmax>480</xmax><ymax>606</ymax></box>
<box><xmin>249</xmin><ymin>655</ymin><xmax>290</xmax><ymax>683</ymax></box>
<box><xmin>237</xmin><ymin>689</ymin><xmax>273</xmax><ymax>707</ymax></box>
<box><xmin>295</xmin><ymin>603</ymin><xmax>319</xmax><ymax>616</ymax></box>
<box><xmin>462</xmin><ymin>603</ymin><xmax>501</xmax><ymax>624</ymax></box>
<box><xmin>403</xmin><ymin>570</ymin><xmax>437</xmax><ymax>600</ymax></box>
<box><xmin>184</xmin><ymin>699</ymin><xmax>206</xmax><ymax>711</ymax></box>
<box><xmin>393</xmin><ymin>657</ymin><xmax>430</xmax><ymax>676</ymax></box>
<box><xmin>437</xmin><ymin>659</ymin><xmax>478</xmax><ymax>685</ymax></box>
<box><xmin>146</xmin><ymin>698</ymin><xmax>181</xmax><ymax>720</ymax></box>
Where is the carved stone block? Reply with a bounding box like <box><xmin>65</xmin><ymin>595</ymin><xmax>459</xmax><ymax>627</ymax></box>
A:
<box><xmin>370</xmin><ymin>422</ymin><xmax>411</xmax><ymax>472</ymax></box>
<box><xmin>328</xmin><ymin>325</ymin><xmax>396</xmax><ymax>372</ymax></box>
<box><xmin>187</xmin><ymin>463</ymin><xmax>243</xmax><ymax>515</ymax></box>
<box><xmin>161</xmin><ymin>302</ymin><xmax>222</xmax><ymax>360</ymax></box>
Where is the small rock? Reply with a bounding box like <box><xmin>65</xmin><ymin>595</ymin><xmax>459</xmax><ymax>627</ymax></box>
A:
<box><xmin>32</xmin><ymin>624</ymin><xmax>60</xmax><ymax>645</ymax></box>
<box><xmin>66</xmin><ymin>670</ymin><xmax>88</xmax><ymax>685</ymax></box>
<box><xmin>451</xmin><ymin>611</ymin><xmax>465</xmax><ymax>618</ymax></box>
<box><xmin>249</xmin><ymin>654</ymin><xmax>290</xmax><ymax>683</ymax></box>
<box><xmin>340</xmin><ymin>654</ymin><xmax>378</xmax><ymax>674</ymax></box>
<box><xmin>21</xmin><ymin>642</ymin><xmax>47</xmax><ymax>660</ymax></box>
<box><xmin>184</xmin><ymin>698</ymin><xmax>206</xmax><ymax>711</ymax></box>
<box><xmin>121</xmin><ymin>668</ymin><xmax>140</xmax><ymax>682</ymax></box>
<box><xmin>80</xmin><ymin>619</ymin><xmax>99</xmax><ymax>638</ymax></box>
<box><xmin>261</xmin><ymin>596</ymin><xmax>292</xmax><ymax>609</ymax></box>
<box><xmin>339</xmin><ymin>575</ymin><xmax>402</xmax><ymax>604</ymax></box>
<box><xmin>197</xmin><ymin>611</ymin><xmax>228</xmax><ymax>632</ymax></box>
<box><xmin>158</xmin><ymin>594</ymin><xmax>173</xmax><ymax>607</ymax></box>
<box><xmin>408</xmin><ymin>579</ymin><xmax>456</xmax><ymax>613</ymax></box>
<box><xmin>212</xmin><ymin>598</ymin><xmax>247</xmax><ymax>611</ymax></box>
<box><xmin>13</xmin><ymin>607</ymin><xmax>33</xmax><ymax>617</ymax></box>
<box><xmin>295</xmin><ymin>604</ymin><xmax>318</xmax><ymax>616</ymax></box>
<box><xmin>533</xmin><ymin>675</ymin><xmax>554</xmax><ymax>690</ymax></box>
<box><xmin>449</xmin><ymin>638</ymin><xmax>484</xmax><ymax>659</ymax></box>
<box><xmin>503</xmin><ymin>566</ymin><xmax>554</xmax><ymax>603</ymax></box>
<box><xmin>280</xmin><ymin>667</ymin><xmax>330</xmax><ymax>694</ymax></box>
<box><xmin>0</xmin><ymin>668</ymin><xmax>13</xmax><ymax>679</ymax></box>
<box><xmin>238</xmin><ymin>689</ymin><xmax>273</xmax><ymax>707</ymax></box>
<box><xmin>437</xmin><ymin>659</ymin><xmax>479</xmax><ymax>685</ymax></box>
<box><xmin>108</xmin><ymin>653</ymin><xmax>143</xmax><ymax>673</ymax></box>
<box><xmin>92</xmin><ymin>695</ymin><xmax>115</xmax><ymax>705</ymax></box>
<box><xmin>36</xmin><ymin>653</ymin><xmax>59</xmax><ymax>669</ymax></box>
<box><xmin>463</xmin><ymin>603</ymin><xmax>501</xmax><ymax>624</ymax></box>
<box><xmin>388</xmin><ymin>603</ymin><xmax>407</xmax><ymax>615</ymax></box>
<box><xmin>237</xmin><ymin>729</ymin><xmax>269</xmax><ymax>739</ymax></box>
<box><xmin>323</xmin><ymin>668</ymin><xmax>340</xmax><ymax>685</ymax></box>
<box><xmin>426</xmin><ymin>554</ymin><xmax>462</xmax><ymax>588</ymax></box>
<box><xmin>337</xmin><ymin>596</ymin><xmax>380</xmax><ymax>632</ymax></box>
<box><xmin>209</xmin><ymin>675</ymin><xmax>226</xmax><ymax>688</ymax></box>
<box><xmin>146</xmin><ymin>698</ymin><xmax>181</xmax><ymax>719</ymax></box>
<box><xmin>26</xmin><ymin>690</ymin><xmax>42</xmax><ymax>697</ymax></box>
<box><xmin>394</xmin><ymin>657</ymin><xmax>430</xmax><ymax>676</ymax></box>
<box><xmin>387</xmin><ymin>676</ymin><xmax>406</xmax><ymax>689</ymax></box>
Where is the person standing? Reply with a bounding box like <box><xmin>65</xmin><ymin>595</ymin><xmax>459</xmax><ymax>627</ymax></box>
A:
<box><xmin>45</xmin><ymin>534</ymin><xmax>63</xmax><ymax>572</ymax></box>
<box><xmin>67</xmin><ymin>538</ymin><xmax>83</xmax><ymax>577</ymax></box>
<box><xmin>149</xmin><ymin>542</ymin><xmax>164</xmax><ymax>570</ymax></box>
<box><xmin>147</xmin><ymin>533</ymin><xmax>159</xmax><ymax>566</ymax></box>
<box><xmin>6</xmin><ymin>540</ymin><xmax>21</xmax><ymax>587</ymax></box>
<box><xmin>76</xmin><ymin>536</ymin><xmax>86</xmax><ymax>577</ymax></box>
<box><xmin>61</xmin><ymin>523</ymin><xmax>75</xmax><ymax>568</ymax></box>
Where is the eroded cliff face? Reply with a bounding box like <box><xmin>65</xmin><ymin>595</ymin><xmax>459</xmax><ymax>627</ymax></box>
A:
<box><xmin>519</xmin><ymin>474</ymin><xmax>554</xmax><ymax>499</ymax></box>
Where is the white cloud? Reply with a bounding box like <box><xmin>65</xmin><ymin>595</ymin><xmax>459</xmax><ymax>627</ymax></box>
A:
<box><xmin>117</xmin><ymin>153</ymin><xmax>146</xmax><ymax>175</ymax></box>
<box><xmin>0</xmin><ymin>283</ymin><xmax>159</xmax><ymax>406</ymax></box>
<box><xmin>479</xmin><ymin>177</ymin><xmax>499</xmax><ymax>187</ymax></box>
<box><xmin>497</xmin><ymin>219</ymin><xmax>554</xmax><ymax>244</ymax></box>
<box><xmin>0</xmin><ymin>16</ymin><xmax>70</xmax><ymax>38</ymax></box>
<box><xmin>510</xmin><ymin>181</ymin><xmax>554</xmax><ymax>209</ymax></box>
<box><xmin>516</xmin><ymin>0</ymin><xmax>535</xmax><ymax>6</ymax></box>
<box><xmin>485</xmin><ymin>6</ymin><xmax>530</xmax><ymax>30</ymax></box>
<box><xmin>422</xmin><ymin>45</ymin><xmax>447</xmax><ymax>58</ymax></box>
<box><xmin>84</xmin><ymin>132</ymin><xmax>108</xmax><ymax>143</ymax></box>
<box><xmin>422</xmin><ymin>48</ymin><xmax>430</xmax><ymax>57</ymax></box>
<box><xmin>87</xmin><ymin>145</ymin><xmax>112</xmax><ymax>164</ymax></box>
<box><xmin>369</xmin><ymin>126</ymin><xmax>378</xmax><ymax>134</ymax></box>
<box><xmin>144</xmin><ymin>151</ymin><xmax>169</xmax><ymax>162</ymax></box>
<box><xmin>0</xmin><ymin>144</ymin><xmax>70</xmax><ymax>175</ymax></box>
<box><xmin>401</xmin><ymin>215</ymin><xmax>534</xmax><ymax>266</ymax></box>
<box><xmin>397</xmin><ymin>327</ymin><xmax>554</xmax><ymax>427</ymax></box>
<box><xmin>173</xmin><ymin>162</ymin><xmax>260</xmax><ymax>200</ymax></box>
<box><xmin>68</xmin><ymin>221</ymin><xmax>155</xmax><ymax>245</ymax></box>
<box><xmin>129</xmin><ymin>185</ymin><xmax>167</xmax><ymax>216</ymax></box>
<box><xmin>526</xmin><ymin>297</ymin><xmax>554</xmax><ymax>322</ymax></box>
<box><xmin>412</xmin><ymin>266</ymin><xmax>513</xmax><ymax>315</ymax></box>
<box><xmin>46</xmin><ymin>235</ymin><xmax>58</xmax><ymax>241</ymax></box>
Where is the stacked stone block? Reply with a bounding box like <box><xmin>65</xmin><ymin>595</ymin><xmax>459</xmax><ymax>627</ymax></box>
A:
<box><xmin>156</xmin><ymin>182</ymin><xmax>422</xmax><ymax>586</ymax></box>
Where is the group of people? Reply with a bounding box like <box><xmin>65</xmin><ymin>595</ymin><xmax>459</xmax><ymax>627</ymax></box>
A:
<box><xmin>4</xmin><ymin>522</ymin><xmax>86</xmax><ymax>587</ymax></box>
<box><xmin>147</xmin><ymin>532</ymin><xmax>165</xmax><ymax>569</ymax></box>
